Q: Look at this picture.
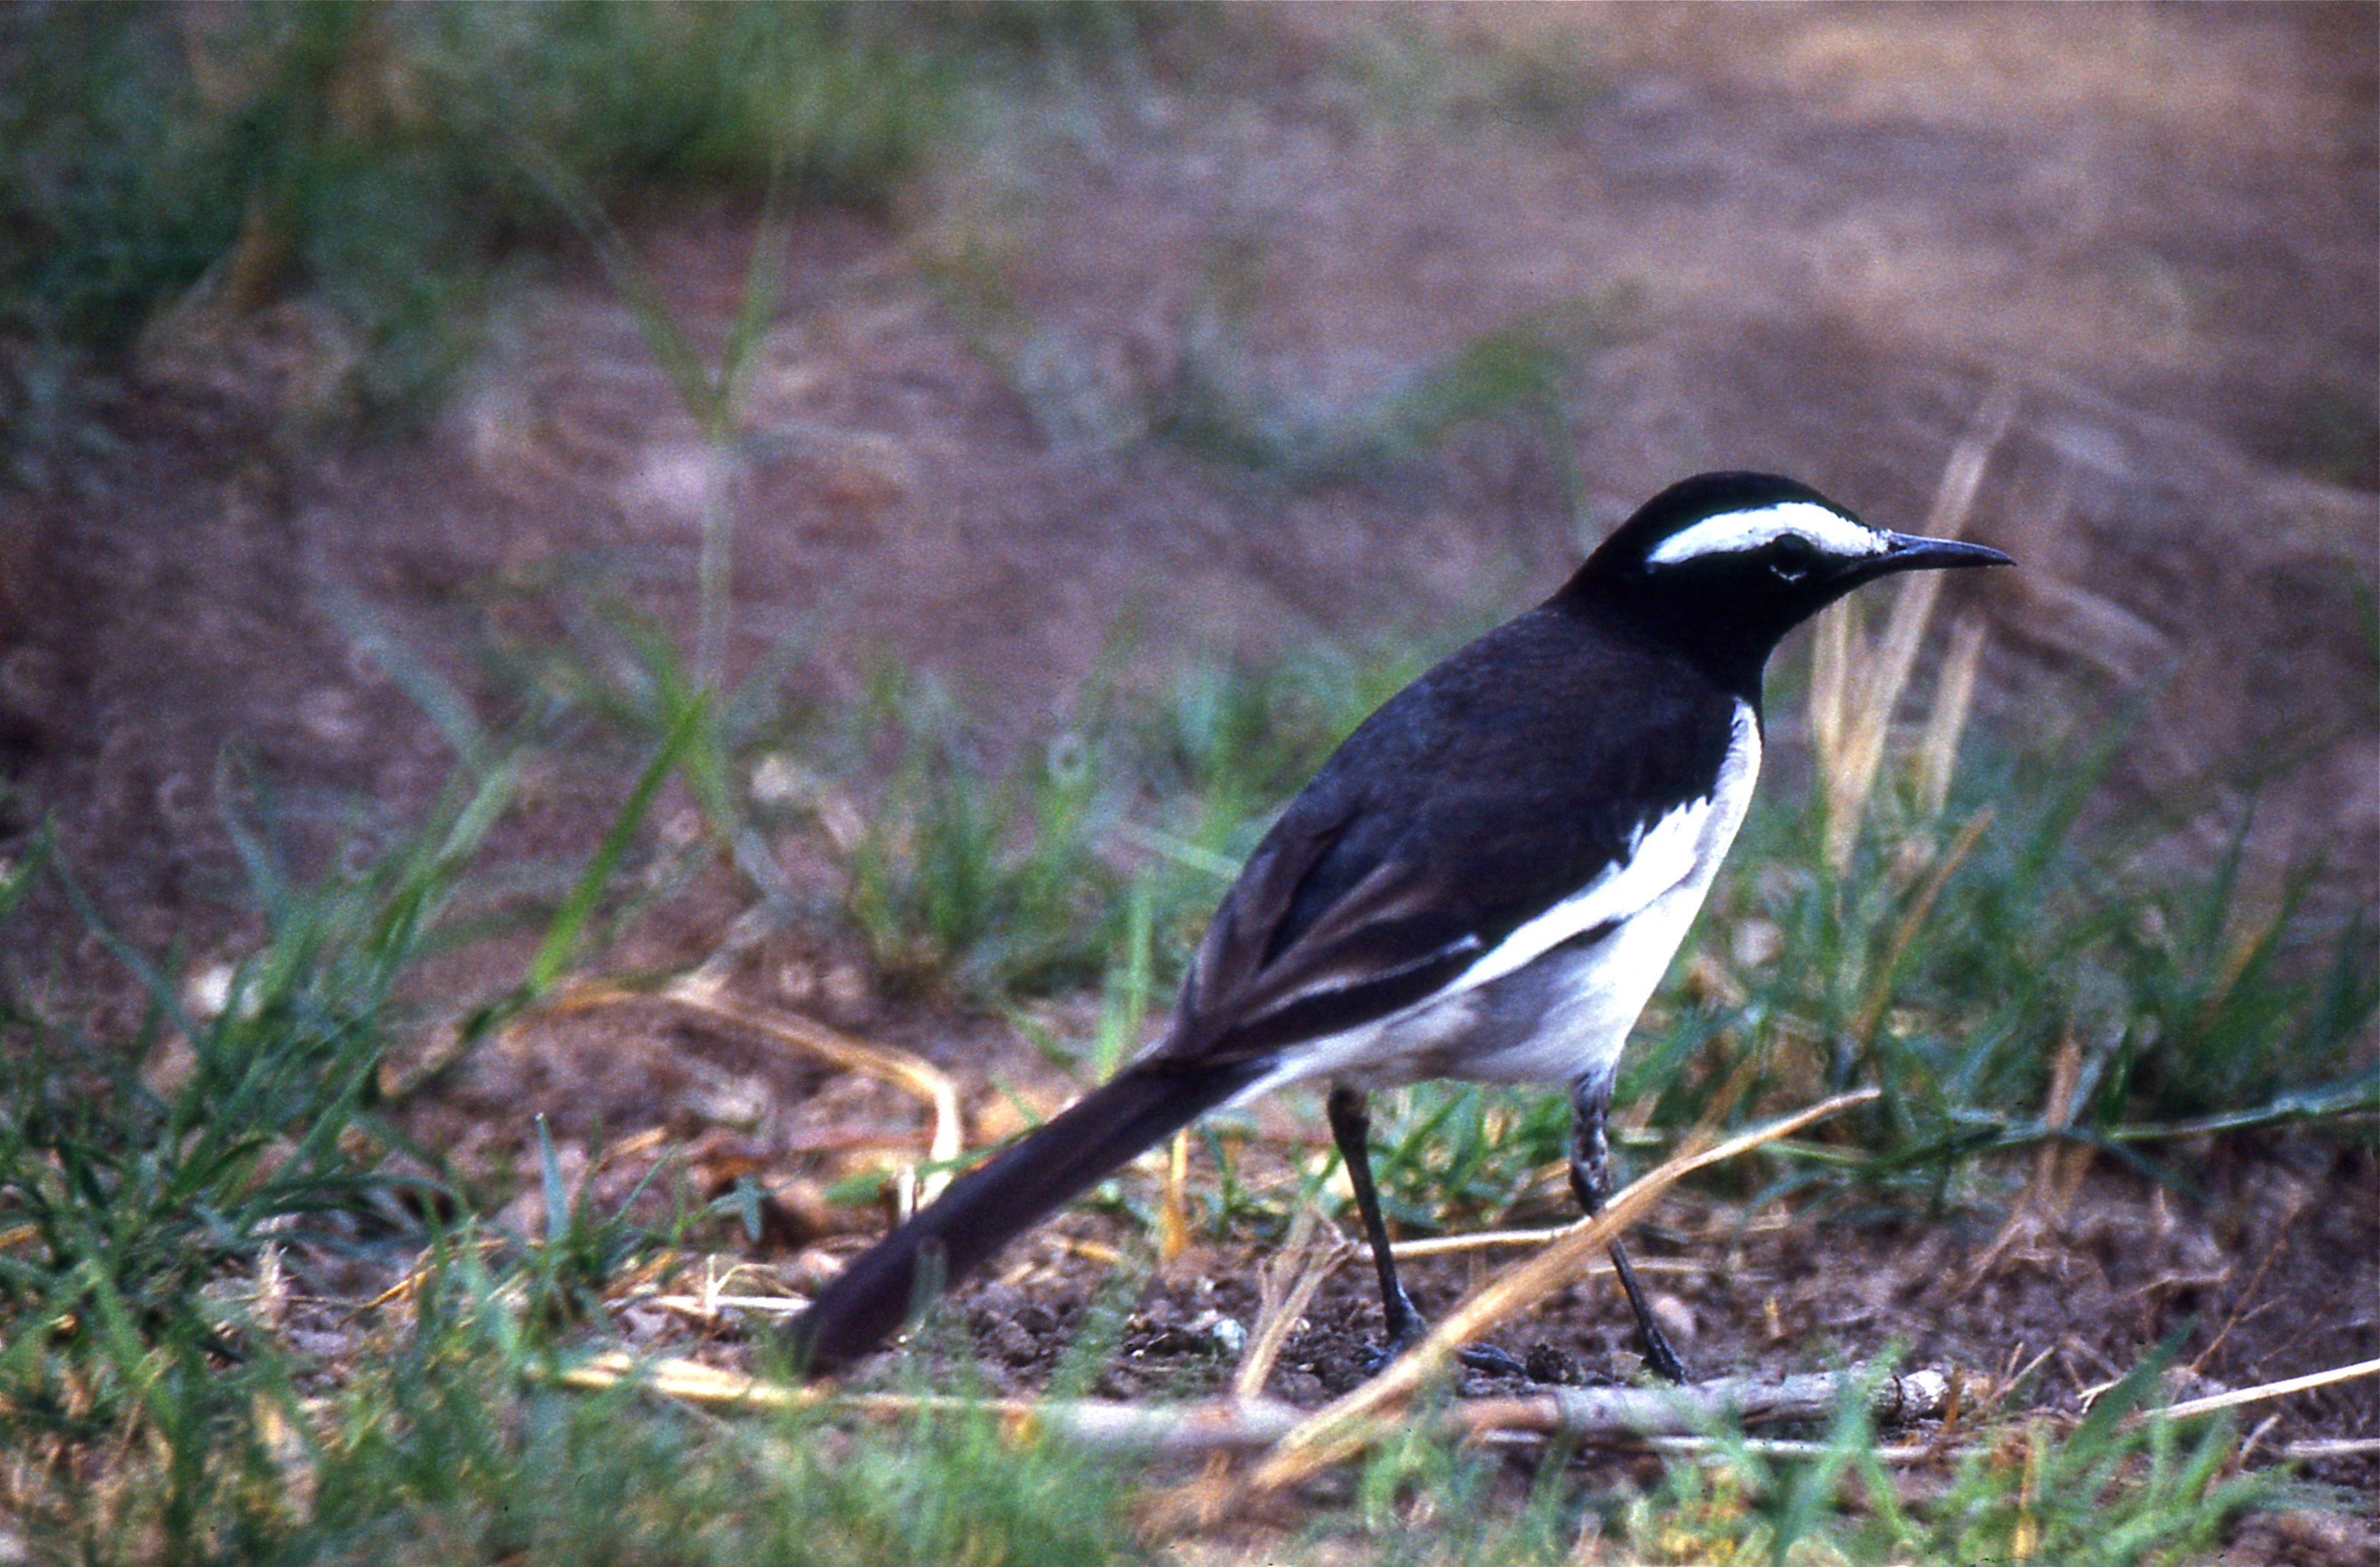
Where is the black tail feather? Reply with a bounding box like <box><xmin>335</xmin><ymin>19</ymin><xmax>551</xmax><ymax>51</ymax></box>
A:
<box><xmin>783</xmin><ymin>1058</ymin><xmax>1264</xmax><ymax>1375</ymax></box>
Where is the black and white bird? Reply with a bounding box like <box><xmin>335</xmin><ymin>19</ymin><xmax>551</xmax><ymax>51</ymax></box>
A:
<box><xmin>787</xmin><ymin>471</ymin><xmax>2011</xmax><ymax>1380</ymax></box>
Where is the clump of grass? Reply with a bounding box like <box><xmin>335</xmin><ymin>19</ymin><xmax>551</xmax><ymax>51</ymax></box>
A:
<box><xmin>0</xmin><ymin>2</ymin><xmax>971</xmax><ymax>467</ymax></box>
<box><xmin>927</xmin><ymin>225</ymin><xmax>1630</xmax><ymax>493</ymax></box>
<box><xmin>839</xmin><ymin>674</ymin><xmax>1126</xmax><ymax>1003</ymax></box>
<box><xmin>1331</xmin><ymin>8</ymin><xmax>1597</xmax><ymax>138</ymax></box>
<box><xmin>490</xmin><ymin>4</ymin><xmax>961</xmax><ymax>205</ymax></box>
<box><xmin>1601</xmin><ymin>688</ymin><xmax>2379</xmax><ymax>1229</ymax></box>
<box><xmin>768</xmin><ymin>637</ymin><xmax>1451</xmax><ymax>1014</ymax></box>
<box><xmin>1361</xmin><ymin>1085</ymin><xmax>1572</xmax><ymax>1236</ymax></box>
<box><xmin>0</xmin><ymin>712</ymin><xmax>1156</xmax><ymax>1564</ymax></box>
<box><xmin>5</xmin><ymin>1214</ymin><xmax>1156</xmax><ymax>1566</ymax></box>
<box><xmin>1134</xmin><ymin>640</ymin><xmax>1444</xmax><ymax>811</ymax></box>
<box><xmin>454</xmin><ymin>571</ymin><xmax>818</xmax><ymax>918</ymax></box>
<box><xmin>0</xmin><ymin>7</ymin><xmax>253</xmax><ymax>356</ymax></box>
<box><xmin>1583</xmin><ymin>1347</ymin><xmax>2275</xmax><ymax>1566</ymax></box>
<box><xmin>1156</xmin><ymin>254</ymin><xmax>1619</xmax><ymax>489</ymax></box>
<box><xmin>0</xmin><ymin>811</ymin><xmax>483</xmax><ymax>1549</ymax></box>
<box><xmin>0</xmin><ymin>762</ymin><xmax>510</xmax><ymax>1385</ymax></box>
<box><xmin>0</xmin><ymin>636</ymin><xmax>712</xmax><ymax>1407</ymax></box>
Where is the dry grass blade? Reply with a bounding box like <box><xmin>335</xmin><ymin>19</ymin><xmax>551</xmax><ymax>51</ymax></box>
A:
<box><xmin>665</xmin><ymin>982</ymin><xmax>966</xmax><ymax>1206</ymax></box>
<box><xmin>533</xmin><ymin>975</ymin><xmax>966</xmax><ymax>1206</ymax></box>
<box><xmin>1244</xmin><ymin>1089</ymin><xmax>1882</xmax><ymax>1495</ymax></box>
<box><xmin>1233</xmin><ymin>1211</ymin><xmax>1352</xmax><ymax>1403</ymax></box>
<box><xmin>562</xmin><ymin>1351</ymin><xmax>814</xmax><ymax>1414</ymax></box>
<box><xmin>1808</xmin><ymin>586</ymin><xmax>1853</xmax><ymax>777</ymax></box>
<box><xmin>1151</xmin><ymin>1212</ymin><xmax>1355</xmax><ymax>1531</ymax></box>
<box><xmin>646</xmin><ymin>1293</ymin><xmax>804</xmax><ymax>1321</ymax></box>
<box><xmin>2281</xmin><ymin>1437</ymin><xmax>2380</xmax><ymax>1460</ymax></box>
<box><xmin>2146</xmin><ymin>1356</ymin><xmax>2380</xmax><ymax>1423</ymax></box>
<box><xmin>1810</xmin><ymin>380</ymin><xmax>2018</xmax><ymax>869</ymax></box>
<box><xmin>1962</xmin><ymin>1027</ymin><xmax>2086</xmax><ymax>1291</ymax></box>
<box><xmin>636</xmin><ymin>1254</ymin><xmax>809</xmax><ymax>1324</ymax></box>
<box><xmin>1159</xmin><ymin>1129</ymin><xmax>1193</xmax><ymax>1260</ymax></box>
<box><xmin>1915</xmin><ymin>615</ymin><xmax>1987</xmax><ymax>816</ymax></box>
<box><xmin>2188</xmin><ymin>1206</ymin><xmax>2303</xmax><ymax>1378</ymax></box>
<box><xmin>1389</xmin><ymin>1231</ymin><xmax>1710</xmax><ymax>1266</ymax></box>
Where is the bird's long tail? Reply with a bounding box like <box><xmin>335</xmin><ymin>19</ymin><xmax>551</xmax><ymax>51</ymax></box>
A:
<box><xmin>783</xmin><ymin>1058</ymin><xmax>1265</xmax><ymax>1375</ymax></box>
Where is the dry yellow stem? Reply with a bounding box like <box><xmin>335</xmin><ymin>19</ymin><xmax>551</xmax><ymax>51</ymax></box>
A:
<box><xmin>1159</xmin><ymin>1129</ymin><xmax>1193</xmax><ymax>1260</ymax></box>
<box><xmin>1810</xmin><ymin>382</ymin><xmax>2018</xmax><ymax>869</ymax></box>
<box><xmin>541</xmin><ymin>976</ymin><xmax>965</xmax><ymax>1207</ymax></box>
<box><xmin>1233</xmin><ymin>1213</ymin><xmax>1352</xmax><ymax>1404</ymax></box>
<box><xmin>2151</xmin><ymin>1356</ymin><xmax>2380</xmax><ymax>1423</ymax></box>
<box><xmin>1389</xmin><ymin>1230</ymin><xmax>1710</xmax><ymax>1266</ymax></box>
<box><xmin>1914</xmin><ymin>616</ymin><xmax>1988</xmax><ymax>817</ymax></box>
<box><xmin>1245</xmin><ymin>1089</ymin><xmax>1882</xmax><ymax>1495</ymax></box>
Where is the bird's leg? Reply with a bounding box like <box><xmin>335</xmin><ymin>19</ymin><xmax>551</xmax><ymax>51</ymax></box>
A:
<box><xmin>1328</xmin><ymin>1084</ymin><xmax>1528</xmax><ymax>1378</ymax></box>
<box><xmin>1569</xmin><ymin>1075</ymin><xmax>1688</xmax><ymax>1383</ymax></box>
<box><xmin>1327</xmin><ymin>1085</ymin><xmax>1425</xmax><ymax>1346</ymax></box>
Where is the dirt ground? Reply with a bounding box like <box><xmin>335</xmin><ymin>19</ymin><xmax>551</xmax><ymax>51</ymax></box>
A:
<box><xmin>432</xmin><ymin>911</ymin><xmax>2378</xmax><ymax>1507</ymax></box>
<box><xmin>2</xmin><ymin>0</ymin><xmax>2374</xmax><ymax>1549</ymax></box>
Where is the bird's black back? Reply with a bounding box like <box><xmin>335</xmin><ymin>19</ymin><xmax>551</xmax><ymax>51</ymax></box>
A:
<box><xmin>1159</xmin><ymin>598</ymin><xmax>1743</xmax><ymax>1069</ymax></box>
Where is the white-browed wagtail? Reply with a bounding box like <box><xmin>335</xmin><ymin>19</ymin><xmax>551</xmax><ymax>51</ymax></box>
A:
<box><xmin>787</xmin><ymin>471</ymin><xmax>2012</xmax><ymax>1380</ymax></box>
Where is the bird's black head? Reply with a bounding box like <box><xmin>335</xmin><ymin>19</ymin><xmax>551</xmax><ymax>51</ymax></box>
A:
<box><xmin>1560</xmin><ymin>470</ymin><xmax>2012</xmax><ymax>696</ymax></box>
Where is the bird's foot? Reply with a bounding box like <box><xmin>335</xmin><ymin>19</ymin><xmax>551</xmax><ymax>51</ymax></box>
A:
<box><xmin>1456</xmin><ymin>1341</ymin><xmax>1533</xmax><ymax>1379</ymax></box>
<box><xmin>1358</xmin><ymin>1327</ymin><xmax>1533</xmax><ymax>1380</ymax></box>
<box><xmin>1636</xmin><ymin>1322</ymin><xmax>1689</xmax><ymax>1385</ymax></box>
<box><xmin>1355</xmin><ymin>1281</ymin><xmax>1541</xmax><ymax>1379</ymax></box>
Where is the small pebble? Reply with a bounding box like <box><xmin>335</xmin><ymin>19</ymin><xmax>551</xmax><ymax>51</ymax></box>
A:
<box><xmin>1651</xmin><ymin>1293</ymin><xmax>1699</xmax><ymax>1343</ymax></box>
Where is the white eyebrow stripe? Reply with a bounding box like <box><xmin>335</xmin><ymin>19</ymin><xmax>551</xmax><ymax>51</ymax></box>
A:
<box><xmin>1647</xmin><ymin>501</ymin><xmax>1887</xmax><ymax>566</ymax></box>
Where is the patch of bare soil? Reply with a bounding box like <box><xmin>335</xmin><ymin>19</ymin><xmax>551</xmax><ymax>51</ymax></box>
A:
<box><xmin>1</xmin><ymin>0</ymin><xmax>2372</xmax><ymax>1548</ymax></box>
<box><xmin>408</xmin><ymin>897</ymin><xmax>2379</xmax><ymax>1520</ymax></box>
<box><xmin>487</xmin><ymin>1034</ymin><xmax>2378</xmax><ymax>1555</ymax></box>
<box><xmin>918</xmin><ymin>1142</ymin><xmax>2380</xmax><ymax>1455</ymax></box>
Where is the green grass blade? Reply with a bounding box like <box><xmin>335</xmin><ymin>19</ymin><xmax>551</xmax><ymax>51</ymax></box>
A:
<box><xmin>525</xmin><ymin>692</ymin><xmax>707</xmax><ymax>995</ymax></box>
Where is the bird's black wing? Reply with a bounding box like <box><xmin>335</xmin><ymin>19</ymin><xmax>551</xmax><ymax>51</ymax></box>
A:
<box><xmin>1159</xmin><ymin>607</ymin><xmax>1741</xmax><ymax>1067</ymax></box>
<box><xmin>786</xmin><ymin>603</ymin><xmax>1740</xmax><ymax>1374</ymax></box>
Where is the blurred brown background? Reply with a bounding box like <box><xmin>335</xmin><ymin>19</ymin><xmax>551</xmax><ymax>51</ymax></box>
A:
<box><xmin>2</xmin><ymin>2</ymin><xmax>2370</xmax><ymax>946</ymax></box>
<box><xmin>0</xmin><ymin>3</ymin><xmax>2375</xmax><ymax>1536</ymax></box>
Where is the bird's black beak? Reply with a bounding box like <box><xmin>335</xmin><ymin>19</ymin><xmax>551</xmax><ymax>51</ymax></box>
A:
<box><xmin>1859</xmin><ymin>531</ymin><xmax>2015</xmax><ymax>580</ymax></box>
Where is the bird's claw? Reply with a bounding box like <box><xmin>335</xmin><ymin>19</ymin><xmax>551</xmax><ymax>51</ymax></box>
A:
<box><xmin>1455</xmin><ymin>1342</ymin><xmax>1532</xmax><ymax>1379</ymax></box>
<box><xmin>1358</xmin><ymin>1335</ymin><xmax>1535</xmax><ymax>1380</ymax></box>
<box><xmin>1638</xmin><ymin>1324</ymin><xmax>1689</xmax><ymax>1385</ymax></box>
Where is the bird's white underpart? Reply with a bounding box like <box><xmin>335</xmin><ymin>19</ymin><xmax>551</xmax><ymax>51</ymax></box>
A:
<box><xmin>1646</xmin><ymin>501</ymin><xmax>1885</xmax><ymax>567</ymax></box>
<box><xmin>1246</xmin><ymin>702</ymin><xmax>1762</xmax><ymax>1094</ymax></box>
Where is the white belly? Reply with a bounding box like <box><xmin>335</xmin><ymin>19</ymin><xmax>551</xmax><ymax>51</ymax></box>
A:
<box><xmin>1245</xmin><ymin>702</ymin><xmax>1760</xmax><ymax>1096</ymax></box>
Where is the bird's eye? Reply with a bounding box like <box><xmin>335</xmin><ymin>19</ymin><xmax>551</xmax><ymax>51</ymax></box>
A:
<box><xmin>1767</xmin><ymin>534</ymin><xmax>1820</xmax><ymax>582</ymax></box>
